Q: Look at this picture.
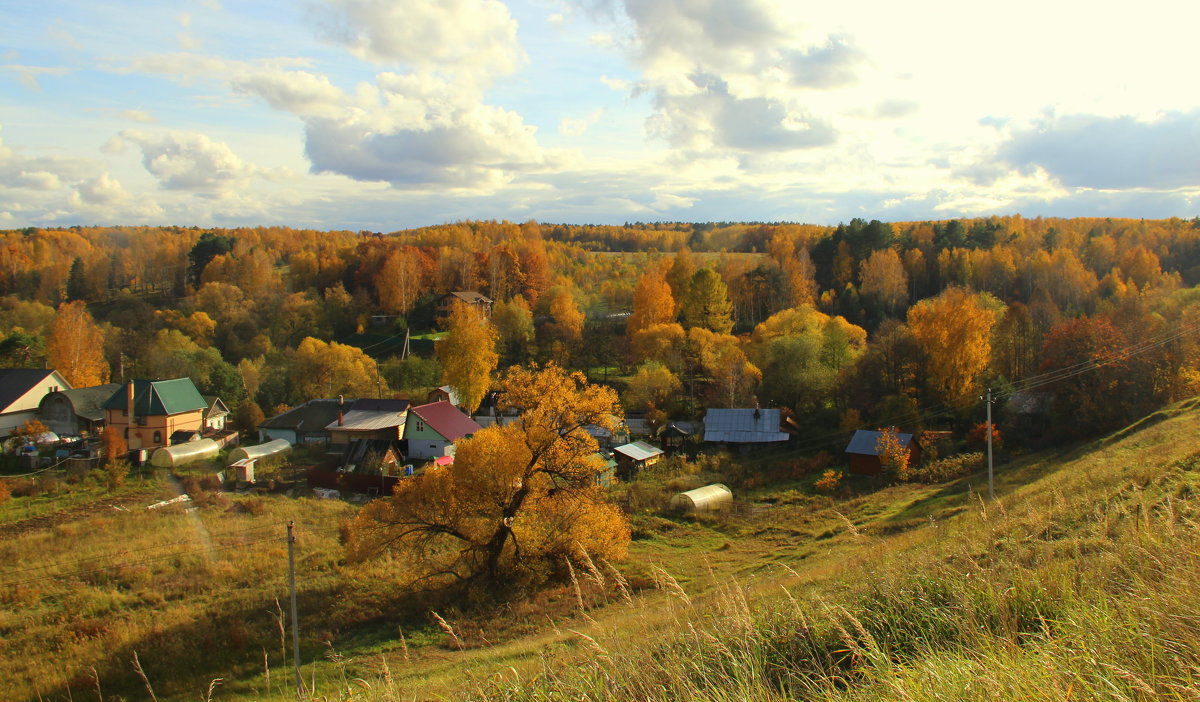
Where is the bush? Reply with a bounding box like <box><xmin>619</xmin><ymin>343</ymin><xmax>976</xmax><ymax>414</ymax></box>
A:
<box><xmin>907</xmin><ymin>452</ymin><xmax>984</xmax><ymax>483</ymax></box>
<box><xmin>0</xmin><ymin>479</ymin><xmax>10</xmax><ymax>505</ymax></box>
<box><xmin>814</xmin><ymin>469</ymin><xmax>843</xmax><ymax>494</ymax></box>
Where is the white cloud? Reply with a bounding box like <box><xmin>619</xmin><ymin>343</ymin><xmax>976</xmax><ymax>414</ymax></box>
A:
<box><xmin>119</xmin><ymin>129</ymin><xmax>260</xmax><ymax>196</ymax></box>
<box><xmin>120</xmin><ymin>109</ymin><xmax>157</xmax><ymax>123</ymax></box>
<box><xmin>0</xmin><ymin>64</ymin><xmax>72</xmax><ymax>91</ymax></box>
<box><xmin>75</xmin><ymin>172</ymin><xmax>130</xmax><ymax>205</ymax></box>
<box><xmin>307</xmin><ymin>0</ymin><xmax>524</xmax><ymax>81</ymax></box>
<box><xmin>559</xmin><ymin>108</ymin><xmax>604</xmax><ymax>136</ymax></box>
<box><xmin>232</xmin><ymin>69</ymin><xmax>345</xmax><ymax>118</ymax></box>
<box><xmin>15</xmin><ymin>171</ymin><xmax>62</xmax><ymax>190</ymax></box>
<box><xmin>599</xmin><ymin>74</ymin><xmax>628</xmax><ymax>91</ymax></box>
<box><xmin>303</xmin><ymin>72</ymin><xmax>551</xmax><ymax>189</ymax></box>
<box><xmin>578</xmin><ymin>0</ymin><xmax>868</xmax><ymax>156</ymax></box>
<box><xmin>973</xmin><ymin>111</ymin><xmax>1200</xmax><ymax>190</ymax></box>
<box><xmin>547</xmin><ymin>12</ymin><xmax>565</xmax><ymax>27</ymax></box>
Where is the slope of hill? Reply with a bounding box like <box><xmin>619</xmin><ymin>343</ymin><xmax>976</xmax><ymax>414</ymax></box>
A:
<box><xmin>340</xmin><ymin>397</ymin><xmax>1200</xmax><ymax>701</ymax></box>
<box><xmin>4</xmin><ymin>399</ymin><xmax>1200</xmax><ymax>700</ymax></box>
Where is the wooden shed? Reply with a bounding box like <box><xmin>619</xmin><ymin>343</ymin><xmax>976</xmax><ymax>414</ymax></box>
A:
<box><xmin>844</xmin><ymin>429</ymin><xmax>922</xmax><ymax>476</ymax></box>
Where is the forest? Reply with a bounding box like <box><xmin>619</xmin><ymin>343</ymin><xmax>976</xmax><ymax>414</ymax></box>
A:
<box><xmin>3</xmin><ymin>215</ymin><xmax>1200</xmax><ymax>450</ymax></box>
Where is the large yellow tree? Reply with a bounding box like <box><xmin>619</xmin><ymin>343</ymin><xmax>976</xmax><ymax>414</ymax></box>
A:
<box><xmin>907</xmin><ymin>286</ymin><xmax>1000</xmax><ymax>407</ymax></box>
<box><xmin>288</xmin><ymin>337</ymin><xmax>384</xmax><ymax>402</ymax></box>
<box><xmin>626</xmin><ymin>268</ymin><xmax>675</xmax><ymax>335</ymax></box>
<box><xmin>346</xmin><ymin>364</ymin><xmax>629</xmax><ymax>587</ymax></box>
<box><xmin>438</xmin><ymin>301</ymin><xmax>499</xmax><ymax>414</ymax></box>
<box><xmin>46</xmin><ymin>300</ymin><xmax>108</xmax><ymax>386</ymax></box>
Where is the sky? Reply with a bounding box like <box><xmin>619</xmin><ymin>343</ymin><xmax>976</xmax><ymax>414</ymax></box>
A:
<box><xmin>1</xmin><ymin>0</ymin><xmax>1198</xmax><ymax>231</ymax></box>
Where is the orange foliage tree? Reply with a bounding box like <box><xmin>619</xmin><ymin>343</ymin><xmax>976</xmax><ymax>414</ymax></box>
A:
<box><xmin>626</xmin><ymin>268</ymin><xmax>675</xmax><ymax>335</ymax></box>
<box><xmin>875</xmin><ymin>426</ymin><xmax>911</xmax><ymax>482</ymax></box>
<box><xmin>906</xmin><ymin>286</ymin><xmax>999</xmax><ymax>407</ymax></box>
<box><xmin>346</xmin><ymin>364</ymin><xmax>629</xmax><ymax>587</ymax></box>
<box><xmin>46</xmin><ymin>301</ymin><xmax>109</xmax><ymax>387</ymax></box>
<box><xmin>99</xmin><ymin>425</ymin><xmax>129</xmax><ymax>491</ymax></box>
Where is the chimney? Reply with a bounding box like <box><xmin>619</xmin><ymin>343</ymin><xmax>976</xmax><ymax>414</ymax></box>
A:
<box><xmin>126</xmin><ymin>381</ymin><xmax>135</xmax><ymax>419</ymax></box>
<box><xmin>337</xmin><ymin>394</ymin><xmax>344</xmax><ymax>426</ymax></box>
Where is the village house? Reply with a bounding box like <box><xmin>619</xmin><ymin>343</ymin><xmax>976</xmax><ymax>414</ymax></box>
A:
<box><xmin>326</xmin><ymin>398</ymin><xmax>410</xmax><ymax>451</ymax></box>
<box><xmin>38</xmin><ymin>383</ymin><xmax>119</xmax><ymax>438</ymax></box>
<box><xmin>612</xmin><ymin>440</ymin><xmax>664</xmax><ymax>481</ymax></box>
<box><xmin>0</xmin><ymin>369</ymin><xmax>71</xmax><ymax>438</ymax></box>
<box><xmin>257</xmin><ymin>399</ymin><xmax>345</xmax><ymax>446</ymax></box>
<box><xmin>404</xmin><ymin>400</ymin><xmax>482</xmax><ymax>460</ymax></box>
<box><xmin>435</xmin><ymin>291</ymin><xmax>493</xmax><ymax>319</ymax></box>
<box><xmin>202</xmin><ymin>396</ymin><xmax>230</xmax><ymax>432</ymax></box>
<box><xmin>702</xmin><ymin>408</ymin><xmax>791</xmax><ymax>446</ymax></box>
<box><xmin>425</xmin><ymin>384</ymin><xmax>460</xmax><ymax>407</ymax></box>
<box><xmin>844</xmin><ymin>429</ymin><xmax>923</xmax><ymax>476</ymax></box>
<box><xmin>102</xmin><ymin>378</ymin><xmax>208</xmax><ymax>450</ymax></box>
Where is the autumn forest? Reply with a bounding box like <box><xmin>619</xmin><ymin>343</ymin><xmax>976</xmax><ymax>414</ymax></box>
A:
<box><xmin>3</xmin><ymin>216</ymin><xmax>1199</xmax><ymax>449</ymax></box>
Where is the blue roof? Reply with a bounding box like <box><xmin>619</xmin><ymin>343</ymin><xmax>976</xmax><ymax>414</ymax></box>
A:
<box><xmin>845</xmin><ymin>429</ymin><xmax>914</xmax><ymax>456</ymax></box>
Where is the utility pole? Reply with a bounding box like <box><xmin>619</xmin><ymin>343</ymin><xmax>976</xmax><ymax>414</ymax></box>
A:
<box><xmin>985</xmin><ymin>388</ymin><xmax>994</xmax><ymax>501</ymax></box>
<box><xmin>287</xmin><ymin>522</ymin><xmax>303</xmax><ymax>698</ymax></box>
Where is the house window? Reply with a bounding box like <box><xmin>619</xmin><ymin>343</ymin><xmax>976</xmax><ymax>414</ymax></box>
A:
<box><xmin>416</xmin><ymin>421</ymin><xmax>425</xmax><ymax>432</ymax></box>
<box><xmin>153</xmin><ymin>431</ymin><xmax>162</xmax><ymax>444</ymax></box>
<box><xmin>124</xmin><ymin>428</ymin><xmax>128</xmax><ymax>439</ymax></box>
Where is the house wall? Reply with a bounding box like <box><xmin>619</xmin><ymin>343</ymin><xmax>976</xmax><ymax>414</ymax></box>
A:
<box><xmin>106</xmin><ymin>408</ymin><xmax>204</xmax><ymax>449</ymax></box>
<box><xmin>1</xmin><ymin>372</ymin><xmax>70</xmax><ymax>437</ymax></box>
<box><xmin>403</xmin><ymin>420</ymin><xmax>452</xmax><ymax>459</ymax></box>
<box><xmin>0</xmin><ymin>410</ymin><xmax>39</xmax><ymax>437</ymax></box>
<box><xmin>39</xmin><ymin>395</ymin><xmax>82</xmax><ymax>436</ymax></box>
<box><xmin>848</xmin><ymin>453</ymin><xmax>882</xmax><ymax>476</ymax></box>
<box><xmin>259</xmin><ymin>428</ymin><xmax>297</xmax><ymax>445</ymax></box>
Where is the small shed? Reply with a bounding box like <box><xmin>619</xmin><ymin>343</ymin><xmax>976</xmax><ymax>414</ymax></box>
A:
<box><xmin>150</xmin><ymin>438</ymin><xmax>220</xmax><ymax>468</ymax></box>
<box><xmin>426</xmin><ymin>385</ymin><xmax>461</xmax><ymax>407</ymax></box>
<box><xmin>612</xmin><ymin>440</ymin><xmax>664</xmax><ymax>481</ymax></box>
<box><xmin>658</xmin><ymin>422</ymin><xmax>693</xmax><ymax>453</ymax></box>
<box><xmin>844</xmin><ymin>429</ymin><xmax>922</xmax><ymax>476</ymax></box>
<box><xmin>671</xmin><ymin>483</ymin><xmax>733</xmax><ymax>513</ymax></box>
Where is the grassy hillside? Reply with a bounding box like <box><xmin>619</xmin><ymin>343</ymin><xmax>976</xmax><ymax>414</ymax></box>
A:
<box><xmin>335</xmin><ymin>398</ymin><xmax>1200</xmax><ymax>701</ymax></box>
<box><xmin>4</xmin><ymin>399</ymin><xmax>1200</xmax><ymax>700</ymax></box>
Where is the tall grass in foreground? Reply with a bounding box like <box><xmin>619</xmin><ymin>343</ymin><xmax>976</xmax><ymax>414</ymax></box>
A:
<box><xmin>319</xmin><ymin>409</ymin><xmax>1200</xmax><ymax>701</ymax></box>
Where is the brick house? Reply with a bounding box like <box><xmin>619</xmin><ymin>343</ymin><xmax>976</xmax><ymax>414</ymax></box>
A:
<box><xmin>102</xmin><ymin>379</ymin><xmax>208</xmax><ymax>450</ymax></box>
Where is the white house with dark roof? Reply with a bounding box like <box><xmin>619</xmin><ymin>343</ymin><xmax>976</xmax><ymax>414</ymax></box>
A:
<box><xmin>0</xmin><ymin>368</ymin><xmax>71</xmax><ymax>437</ymax></box>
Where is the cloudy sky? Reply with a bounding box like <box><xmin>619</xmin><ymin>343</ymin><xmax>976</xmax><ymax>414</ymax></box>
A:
<box><xmin>1</xmin><ymin>0</ymin><xmax>1198</xmax><ymax>230</ymax></box>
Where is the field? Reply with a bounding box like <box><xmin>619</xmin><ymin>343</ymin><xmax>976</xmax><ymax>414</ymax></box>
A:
<box><xmin>4</xmin><ymin>399</ymin><xmax>1200</xmax><ymax>700</ymax></box>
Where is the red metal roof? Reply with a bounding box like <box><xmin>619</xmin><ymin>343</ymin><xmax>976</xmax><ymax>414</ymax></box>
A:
<box><xmin>410</xmin><ymin>400</ymin><xmax>482</xmax><ymax>441</ymax></box>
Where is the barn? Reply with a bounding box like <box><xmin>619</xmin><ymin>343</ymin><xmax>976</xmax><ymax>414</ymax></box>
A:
<box><xmin>844</xmin><ymin>429</ymin><xmax>922</xmax><ymax>476</ymax></box>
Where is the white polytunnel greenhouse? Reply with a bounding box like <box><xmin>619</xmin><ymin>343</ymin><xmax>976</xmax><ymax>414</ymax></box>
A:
<box><xmin>150</xmin><ymin>438</ymin><xmax>221</xmax><ymax>468</ymax></box>
<box><xmin>227</xmin><ymin>438</ymin><xmax>291</xmax><ymax>464</ymax></box>
<box><xmin>670</xmin><ymin>483</ymin><xmax>733</xmax><ymax>513</ymax></box>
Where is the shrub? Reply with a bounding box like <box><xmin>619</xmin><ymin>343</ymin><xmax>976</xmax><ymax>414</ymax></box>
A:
<box><xmin>0</xmin><ymin>479</ymin><xmax>10</xmax><ymax>504</ymax></box>
<box><xmin>907</xmin><ymin>452</ymin><xmax>984</xmax><ymax>483</ymax></box>
<box><xmin>814</xmin><ymin>469</ymin><xmax>843</xmax><ymax>494</ymax></box>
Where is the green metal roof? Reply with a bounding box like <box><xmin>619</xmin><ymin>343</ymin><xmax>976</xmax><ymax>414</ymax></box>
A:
<box><xmin>102</xmin><ymin>378</ymin><xmax>208</xmax><ymax>416</ymax></box>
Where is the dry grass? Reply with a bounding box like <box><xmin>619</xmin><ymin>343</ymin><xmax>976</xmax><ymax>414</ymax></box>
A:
<box><xmin>8</xmin><ymin>400</ymin><xmax>1200</xmax><ymax>701</ymax></box>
